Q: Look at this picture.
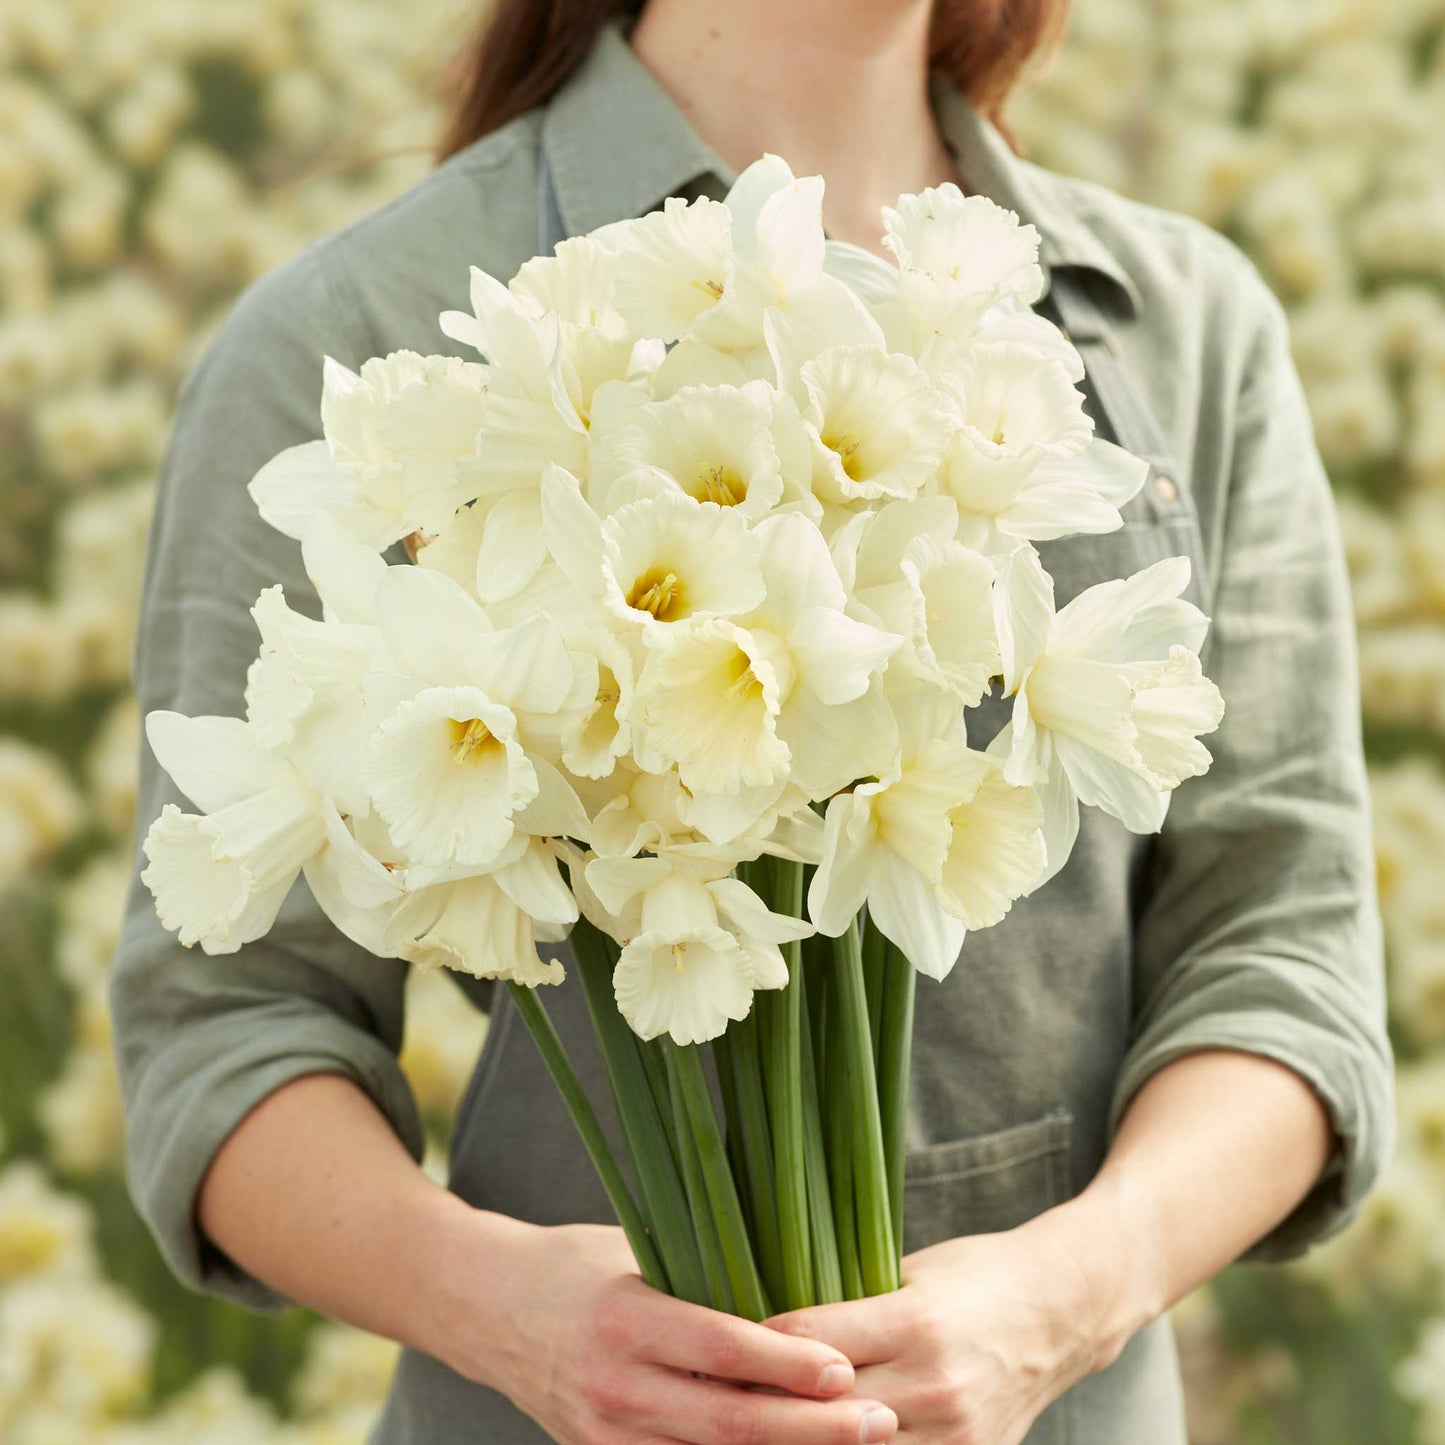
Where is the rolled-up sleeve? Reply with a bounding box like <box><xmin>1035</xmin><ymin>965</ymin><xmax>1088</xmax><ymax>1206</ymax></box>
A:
<box><xmin>1106</xmin><ymin>258</ymin><xmax>1395</xmax><ymax>1261</ymax></box>
<box><xmin>109</xmin><ymin>249</ymin><xmax>425</xmax><ymax>1313</ymax></box>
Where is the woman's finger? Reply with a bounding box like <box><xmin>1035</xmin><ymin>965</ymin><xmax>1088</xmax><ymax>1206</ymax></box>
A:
<box><xmin>619</xmin><ymin>1364</ymin><xmax>900</xmax><ymax>1445</ymax></box>
<box><xmin>764</xmin><ymin>1294</ymin><xmax>907</xmax><ymax>1366</ymax></box>
<box><xmin>626</xmin><ymin>1285</ymin><xmax>859</xmax><ymax>1397</ymax></box>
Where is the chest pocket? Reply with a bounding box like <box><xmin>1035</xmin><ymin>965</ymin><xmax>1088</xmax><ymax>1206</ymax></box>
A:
<box><xmin>1034</xmin><ymin>275</ymin><xmax>1210</xmax><ymax>617</ymax></box>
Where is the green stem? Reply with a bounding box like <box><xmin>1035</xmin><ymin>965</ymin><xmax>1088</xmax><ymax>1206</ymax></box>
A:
<box><xmin>638</xmin><ymin>1031</ymin><xmax>678</xmax><ymax>1151</ymax></box>
<box><xmin>832</xmin><ymin>920</ymin><xmax>900</xmax><ymax>1296</ymax></box>
<box><xmin>876</xmin><ymin>940</ymin><xmax>916</xmax><ymax>1273</ymax></box>
<box><xmin>862</xmin><ymin>914</ymin><xmax>889</xmax><ymax>1067</ymax></box>
<box><xmin>506</xmin><ymin>982</ymin><xmax>668</xmax><ymax>1292</ymax></box>
<box><xmin>568</xmin><ymin>919</ymin><xmax>709</xmax><ymax>1306</ymax></box>
<box><xmin>665</xmin><ymin>1042</ymin><xmax>773</xmax><ymax>1322</ymax></box>
<box><xmin>822</xmin><ymin>963</ymin><xmax>864</xmax><ymax>1300</ymax></box>
<box><xmin>713</xmin><ymin>1031</ymin><xmax>750</xmax><ymax>1223</ymax></box>
<box><xmin>797</xmin><ymin>965</ymin><xmax>843</xmax><ymax>1304</ymax></box>
<box><xmin>765</xmin><ymin>860</ymin><xmax>812</xmax><ymax>1311</ymax></box>
<box><xmin>722</xmin><ymin>1006</ymin><xmax>786</xmax><ymax>1309</ymax></box>
<box><xmin>666</xmin><ymin>1058</ymin><xmax>734</xmax><ymax>1314</ymax></box>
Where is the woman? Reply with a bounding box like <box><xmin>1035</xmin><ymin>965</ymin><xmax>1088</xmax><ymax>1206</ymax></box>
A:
<box><xmin>111</xmin><ymin>1</ymin><xmax>1394</xmax><ymax>1441</ymax></box>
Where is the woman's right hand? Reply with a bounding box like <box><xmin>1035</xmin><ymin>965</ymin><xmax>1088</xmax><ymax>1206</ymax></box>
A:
<box><xmin>444</xmin><ymin>1217</ymin><xmax>900</xmax><ymax>1444</ymax></box>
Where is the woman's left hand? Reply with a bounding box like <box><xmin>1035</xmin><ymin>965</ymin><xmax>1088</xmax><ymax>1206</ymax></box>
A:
<box><xmin>763</xmin><ymin>1201</ymin><xmax>1148</xmax><ymax>1443</ymax></box>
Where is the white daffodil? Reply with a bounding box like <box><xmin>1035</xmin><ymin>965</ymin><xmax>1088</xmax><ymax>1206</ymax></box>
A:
<box><xmin>880</xmin><ymin>185</ymin><xmax>1045</xmax><ymax>346</ymax></box>
<box><xmin>141</xmin><ymin>713</ymin><xmax>397</xmax><ymax>955</ymax></box>
<box><xmin>883</xmin><ymin>186</ymin><xmax>1043</xmax><ymax>294</ymax></box>
<box><xmin>359</xmin><ymin>567</ymin><xmax>591</xmax><ymax>868</ymax></box>
<box><xmin>939</xmin><ymin>343</ymin><xmax>1093</xmax><ymax>488</ymax></box>
<box><xmin>605</xmin><ymin>383</ymin><xmax>785</xmax><ymax>519</ymax></box>
<box><xmin>440</xmin><ymin>266</ymin><xmax>590</xmax><ymax>489</ymax></box>
<box><xmin>838</xmin><ymin>497</ymin><xmax>1001</xmax><ymax>706</ymax></box>
<box><xmin>603</xmin><ymin>492</ymin><xmax>766</xmax><ymax>631</ymax></box>
<box><xmin>806</xmin><ymin>677</ymin><xmax>1044</xmax><ymax>975</ymax></box>
<box><xmin>560</xmin><ymin>628</ymin><xmax>637</xmax><ymax>780</ymax></box>
<box><xmin>416</xmin><ymin>487</ymin><xmax>556</xmax><ymax>618</ymax></box>
<box><xmin>933</xmin><ymin>342</ymin><xmax>1148</xmax><ymax>551</ymax></box>
<box><xmin>369</xmin><ymin>563</ymin><xmax>591</xmax><ymax>739</ymax></box>
<box><xmin>585</xmin><ymin>858</ymin><xmax>807</xmax><ymax>1044</ymax></box>
<box><xmin>993</xmin><ymin>549</ymin><xmax>1225</xmax><ymax>878</ymax></box>
<box><xmin>936</xmin><ymin>754</ymin><xmax>1046</xmax><ymax>931</ymax></box>
<box><xmin>585</xmin><ymin>763</ymin><xmax>696</xmax><ymax>859</ymax></box>
<box><xmin>362</xmin><ymin>684</ymin><xmax>540</xmax><ymax>870</ymax></box>
<box><xmin>249</xmin><ymin>351</ymin><xmax>489</xmax><ymax>550</ymax></box>
<box><xmin>511</xmin><ymin>234</ymin><xmax>626</xmax><ymax>333</ymax></box>
<box><xmin>392</xmin><ymin>839</ymin><xmax>578</xmax><ymax>985</ymax></box>
<box><xmin>542</xmin><ymin>468</ymin><xmax>766</xmax><ymax>637</ymax></box>
<box><xmin>511</xmin><ymin>235</ymin><xmax>663</xmax><ymax>421</ymax></box>
<box><xmin>632</xmin><ymin>617</ymin><xmax>793</xmax><ymax>804</ymax></box>
<box><xmin>633</xmin><ymin>512</ymin><xmax>902</xmax><ymax>830</ymax></box>
<box><xmin>583</xmin><ymin>763</ymin><xmax>823</xmax><ymax>873</ymax></box>
<box><xmin>299</xmin><ymin>512</ymin><xmax>389</xmax><ymax>625</ymax></box>
<box><xmin>800</xmin><ymin>345</ymin><xmax>953</xmax><ymax>507</ymax></box>
<box><xmin>807</xmin><ymin>687</ymin><xmax>975</xmax><ymax>980</ymax></box>
<box><xmin>244</xmin><ymin>585</ymin><xmax>380</xmax><ymax>817</ymax></box>
<box><xmin>608</xmin><ymin>155</ymin><xmax>832</xmax><ymax>360</ymax></box>
<box><xmin>608</xmin><ymin>195</ymin><xmax>736</xmax><ymax>345</ymax></box>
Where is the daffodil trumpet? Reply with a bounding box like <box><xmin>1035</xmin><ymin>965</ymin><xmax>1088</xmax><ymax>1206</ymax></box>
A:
<box><xmin>145</xmin><ymin>157</ymin><xmax>1223</xmax><ymax>1319</ymax></box>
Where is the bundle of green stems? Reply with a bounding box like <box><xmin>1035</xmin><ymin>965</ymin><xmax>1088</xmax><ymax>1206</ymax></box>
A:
<box><xmin>506</xmin><ymin>856</ymin><xmax>916</xmax><ymax>1319</ymax></box>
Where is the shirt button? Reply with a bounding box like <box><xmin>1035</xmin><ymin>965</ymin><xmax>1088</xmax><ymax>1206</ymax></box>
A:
<box><xmin>1153</xmin><ymin>473</ymin><xmax>1179</xmax><ymax>504</ymax></box>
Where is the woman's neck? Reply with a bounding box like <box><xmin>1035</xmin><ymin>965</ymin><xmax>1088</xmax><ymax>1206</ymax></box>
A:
<box><xmin>629</xmin><ymin>0</ymin><xmax>959</xmax><ymax>253</ymax></box>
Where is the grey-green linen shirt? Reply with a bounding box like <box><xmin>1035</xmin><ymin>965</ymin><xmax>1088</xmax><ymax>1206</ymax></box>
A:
<box><xmin>110</xmin><ymin>23</ymin><xmax>1394</xmax><ymax>1444</ymax></box>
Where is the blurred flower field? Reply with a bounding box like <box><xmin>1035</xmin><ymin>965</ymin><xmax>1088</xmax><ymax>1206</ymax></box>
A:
<box><xmin>2</xmin><ymin>0</ymin><xmax>1444</xmax><ymax>1439</ymax></box>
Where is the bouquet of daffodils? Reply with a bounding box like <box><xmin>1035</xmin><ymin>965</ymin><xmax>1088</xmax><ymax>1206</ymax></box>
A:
<box><xmin>142</xmin><ymin>157</ymin><xmax>1223</xmax><ymax>1319</ymax></box>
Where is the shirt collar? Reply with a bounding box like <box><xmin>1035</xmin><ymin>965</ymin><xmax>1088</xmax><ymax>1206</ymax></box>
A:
<box><xmin>541</xmin><ymin>23</ymin><xmax>728</xmax><ymax>238</ymax></box>
<box><xmin>542</xmin><ymin>23</ymin><xmax>1141</xmax><ymax>317</ymax></box>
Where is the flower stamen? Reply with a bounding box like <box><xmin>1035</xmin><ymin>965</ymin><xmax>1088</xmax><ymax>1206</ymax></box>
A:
<box><xmin>450</xmin><ymin>716</ymin><xmax>498</xmax><ymax>763</ymax></box>
<box><xmin>694</xmin><ymin>464</ymin><xmax>745</xmax><ymax>507</ymax></box>
<box><xmin>628</xmin><ymin>568</ymin><xmax>685</xmax><ymax>620</ymax></box>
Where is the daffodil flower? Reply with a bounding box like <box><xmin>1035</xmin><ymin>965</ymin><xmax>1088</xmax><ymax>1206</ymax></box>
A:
<box><xmin>440</xmin><ymin>265</ymin><xmax>590</xmax><ymax>491</ymax></box>
<box><xmin>808</xmin><ymin>683</ymin><xmax>1046</xmax><ymax>979</ymax></box>
<box><xmin>880</xmin><ymin>183</ymin><xmax>1045</xmax><ymax>346</ymax></box>
<box><xmin>933</xmin><ymin>342</ymin><xmax>1148</xmax><ymax>552</ymax></box>
<box><xmin>585</xmin><ymin>856</ymin><xmax>810</xmax><ymax>1045</ymax></box>
<box><xmin>836</xmin><ymin>496</ymin><xmax>1001</xmax><ymax>706</ymax></box>
<box><xmin>249</xmin><ymin>351</ymin><xmax>489</xmax><ymax>550</ymax></box>
<box><xmin>141</xmin><ymin>713</ymin><xmax>400</xmax><ymax>955</ymax></box>
<box><xmin>632</xmin><ymin>512</ymin><xmax>903</xmax><ymax>835</ymax></box>
<box><xmin>992</xmin><ymin>548</ymin><xmax>1225</xmax><ymax>878</ymax></box>
<box><xmin>244</xmin><ymin>584</ymin><xmax>379</xmax><ymax>818</ymax></box>
<box><xmin>605</xmin><ymin>383</ymin><xmax>786</xmax><ymax>519</ymax></box>
<box><xmin>800</xmin><ymin>345</ymin><xmax>954</xmax><ymax>507</ymax></box>
<box><xmin>390</xmin><ymin>838</ymin><xmax>579</xmax><ymax>985</ymax></box>
<box><xmin>356</xmin><ymin>567</ymin><xmax>592</xmax><ymax>869</ymax></box>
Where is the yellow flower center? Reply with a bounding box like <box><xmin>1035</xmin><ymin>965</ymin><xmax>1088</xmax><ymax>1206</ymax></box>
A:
<box><xmin>691</xmin><ymin>277</ymin><xmax>725</xmax><ymax>301</ymax></box>
<box><xmin>823</xmin><ymin>429</ymin><xmax>866</xmax><ymax>482</ymax></box>
<box><xmin>724</xmin><ymin>658</ymin><xmax>764</xmax><ymax>701</ymax></box>
<box><xmin>671</xmin><ymin>941</ymin><xmax>687</xmax><ymax>973</ymax></box>
<box><xmin>450</xmin><ymin>716</ymin><xmax>501</xmax><ymax>763</ymax></box>
<box><xmin>691</xmin><ymin>464</ymin><xmax>746</xmax><ymax>507</ymax></box>
<box><xmin>627</xmin><ymin>567</ymin><xmax>686</xmax><ymax>621</ymax></box>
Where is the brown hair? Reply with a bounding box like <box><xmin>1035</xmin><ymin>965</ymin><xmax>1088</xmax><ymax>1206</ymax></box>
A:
<box><xmin>437</xmin><ymin>0</ymin><xmax>1070</xmax><ymax>160</ymax></box>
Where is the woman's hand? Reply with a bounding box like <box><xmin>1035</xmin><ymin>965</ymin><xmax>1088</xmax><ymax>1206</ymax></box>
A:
<box><xmin>443</xmin><ymin>1217</ymin><xmax>902</xmax><ymax>1445</ymax></box>
<box><xmin>764</xmin><ymin>1198</ymin><xmax>1147</xmax><ymax>1444</ymax></box>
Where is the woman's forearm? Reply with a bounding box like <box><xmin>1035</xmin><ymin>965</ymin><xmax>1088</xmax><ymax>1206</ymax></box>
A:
<box><xmin>1048</xmin><ymin>1048</ymin><xmax>1336</xmax><ymax>1366</ymax></box>
<box><xmin>196</xmin><ymin>1072</ymin><xmax>527</xmax><ymax>1374</ymax></box>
